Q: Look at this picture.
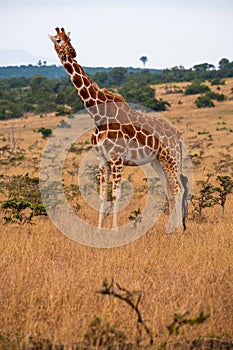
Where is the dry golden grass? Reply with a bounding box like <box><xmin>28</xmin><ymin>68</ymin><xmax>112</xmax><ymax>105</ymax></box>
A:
<box><xmin>0</xmin><ymin>213</ymin><xmax>232</xmax><ymax>347</ymax></box>
<box><xmin>0</xmin><ymin>78</ymin><xmax>233</xmax><ymax>348</ymax></box>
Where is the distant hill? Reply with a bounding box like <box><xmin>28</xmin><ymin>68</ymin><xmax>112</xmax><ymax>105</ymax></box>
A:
<box><xmin>0</xmin><ymin>49</ymin><xmax>54</xmax><ymax>67</ymax></box>
<box><xmin>0</xmin><ymin>64</ymin><xmax>162</xmax><ymax>79</ymax></box>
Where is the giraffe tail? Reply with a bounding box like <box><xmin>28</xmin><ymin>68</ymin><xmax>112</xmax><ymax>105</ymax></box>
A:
<box><xmin>180</xmin><ymin>173</ymin><xmax>188</xmax><ymax>230</ymax></box>
<box><xmin>179</xmin><ymin>140</ymin><xmax>188</xmax><ymax>230</ymax></box>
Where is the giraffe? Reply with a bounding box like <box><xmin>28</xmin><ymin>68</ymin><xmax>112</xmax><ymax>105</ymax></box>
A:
<box><xmin>49</xmin><ymin>27</ymin><xmax>189</xmax><ymax>232</ymax></box>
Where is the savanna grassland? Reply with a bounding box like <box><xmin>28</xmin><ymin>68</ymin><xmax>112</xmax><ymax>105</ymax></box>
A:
<box><xmin>0</xmin><ymin>78</ymin><xmax>233</xmax><ymax>349</ymax></box>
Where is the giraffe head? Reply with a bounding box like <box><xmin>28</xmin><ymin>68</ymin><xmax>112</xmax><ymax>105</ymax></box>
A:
<box><xmin>49</xmin><ymin>27</ymin><xmax>76</xmax><ymax>59</ymax></box>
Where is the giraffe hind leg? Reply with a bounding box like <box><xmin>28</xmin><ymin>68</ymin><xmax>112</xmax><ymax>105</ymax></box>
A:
<box><xmin>155</xmin><ymin>158</ymin><xmax>184</xmax><ymax>232</ymax></box>
<box><xmin>166</xmin><ymin>188</ymin><xmax>184</xmax><ymax>233</ymax></box>
<box><xmin>180</xmin><ymin>173</ymin><xmax>188</xmax><ymax>230</ymax></box>
<box><xmin>166</xmin><ymin>173</ymin><xmax>189</xmax><ymax>232</ymax></box>
<box><xmin>165</xmin><ymin>169</ymin><xmax>185</xmax><ymax>233</ymax></box>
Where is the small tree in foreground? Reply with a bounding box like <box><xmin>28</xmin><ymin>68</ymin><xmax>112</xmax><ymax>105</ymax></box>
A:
<box><xmin>214</xmin><ymin>175</ymin><xmax>233</xmax><ymax>217</ymax></box>
<box><xmin>191</xmin><ymin>174</ymin><xmax>233</xmax><ymax>219</ymax></box>
<box><xmin>97</xmin><ymin>278</ymin><xmax>153</xmax><ymax>346</ymax></box>
<box><xmin>96</xmin><ymin>279</ymin><xmax>209</xmax><ymax>348</ymax></box>
<box><xmin>191</xmin><ymin>174</ymin><xmax>217</xmax><ymax>218</ymax></box>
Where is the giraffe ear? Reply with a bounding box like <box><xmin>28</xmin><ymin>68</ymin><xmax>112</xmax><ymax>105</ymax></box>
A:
<box><xmin>49</xmin><ymin>34</ymin><xmax>56</xmax><ymax>43</ymax></box>
<box><xmin>67</xmin><ymin>32</ymin><xmax>71</xmax><ymax>38</ymax></box>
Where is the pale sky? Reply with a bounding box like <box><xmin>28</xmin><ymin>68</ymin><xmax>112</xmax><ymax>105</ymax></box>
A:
<box><xmin>1</xmin><ymin>0</ymin><xmax>233</xmax><ymax>69</ymax></box>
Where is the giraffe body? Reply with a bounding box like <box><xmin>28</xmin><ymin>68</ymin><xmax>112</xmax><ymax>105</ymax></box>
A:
<box><xmin>49</xmin><ymin>28</ymin><xmax>188</xmax><ymax>232</ymax></box>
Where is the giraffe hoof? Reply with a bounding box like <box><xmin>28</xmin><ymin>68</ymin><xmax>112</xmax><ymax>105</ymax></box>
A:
<box><xmin>165</xmin><ymin>221</ymin><xmax>183</xmax><ymax>234</ymax></box>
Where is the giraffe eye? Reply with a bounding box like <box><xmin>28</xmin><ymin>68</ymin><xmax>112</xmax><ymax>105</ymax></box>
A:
<box><xmin>56</xmin><ymin>39</ymin><xmax>61</xmax><ymax>43</ymax></box>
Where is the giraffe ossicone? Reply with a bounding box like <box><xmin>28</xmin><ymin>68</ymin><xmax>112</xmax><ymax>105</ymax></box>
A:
<box><xmin>48</xmin><ymin>27</ymin><xmax>192</xmax><ymax>233</ymax></box>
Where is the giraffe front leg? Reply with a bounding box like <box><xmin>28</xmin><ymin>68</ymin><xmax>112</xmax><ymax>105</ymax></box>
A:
<box><xmin>98</xmin><ymin>162</ymin><xmax>110</xmax><ymax>229</ymax></box>
<box><xmin>163</xmin><ymin>171</ymin><xmax>184</xmax><ymax>233</ymax></box>
<box><xmin>110</xmin><ymin>157</ymin><xmax>123</xmax><ymax>230</ymax></box>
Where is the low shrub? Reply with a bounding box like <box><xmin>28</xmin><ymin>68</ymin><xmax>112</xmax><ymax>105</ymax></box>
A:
<box><xmin>195</xmin><ymin>95</ymin><xmax>215</xmax><ymax>108</ymax></box>
<box><xmin>184</xmin><ymin>81</ymin><xmax>210</xmax><ymax>95</ymax></box>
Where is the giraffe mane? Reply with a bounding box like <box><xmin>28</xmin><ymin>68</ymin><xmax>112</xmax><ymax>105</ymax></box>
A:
<box><xmin>101</xmin><ymin>88</ymin><xmax>126</xmax><ymax>103</ymax></box>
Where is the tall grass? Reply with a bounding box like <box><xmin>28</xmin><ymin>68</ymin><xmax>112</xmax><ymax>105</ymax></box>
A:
<box><xmin>0</xmin><ymin>209</ymin><xmax>232</xmax><ymax>347</ymax></box>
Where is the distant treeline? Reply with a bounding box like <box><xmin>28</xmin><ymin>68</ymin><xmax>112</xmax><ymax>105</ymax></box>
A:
<box><xmin>0</xmin><ymin>64</ymin><xmax>162</xmax><ymax>79</ymax></box>
<box><xmin>0</xmin><ymin>58</ymin><xmax>232</xmax><ymax>81</ymax></box>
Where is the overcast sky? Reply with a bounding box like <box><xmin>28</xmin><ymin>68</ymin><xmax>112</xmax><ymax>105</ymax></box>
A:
<box><xmin>1</xmin><ymin>0</ymin><xmax>233</xmax><ymax>68</ymax></box>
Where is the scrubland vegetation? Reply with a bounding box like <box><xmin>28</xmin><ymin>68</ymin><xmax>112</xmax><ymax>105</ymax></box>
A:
<box><xmin>0</xmin><ymin>68</ymin><xmax>233</xmax><ymax>349</ymax></box>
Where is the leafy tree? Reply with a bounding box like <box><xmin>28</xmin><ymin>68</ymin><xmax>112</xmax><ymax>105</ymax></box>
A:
<box><xmin>218</xmin><ymin>58</ymin><xmax>230</xmax><ymax>70</ymax></box>
<box><xmin>107</xmin><ymin>67</ymin><xmax>128</xmax><ymax>87</ymax></box>
<box><xmin>192</xmin><ymin>175</ymin><xmax>233</xmax><ymax>220</ymax></box>
<box><xmin>0</xmin><ymin>106</ymin><xmax>6</xmax><ymax>120</ymax></box>
<box><xmin>193</xmin><ymin>63</ymin><xmax>215</xmax><ymax>72</ymax></box>
<box><xmin>8</xmin><ymin>77</ymin><xmax>29</xmax><ymax>88</ymax></box>
<box><xmin>214</xmin><ymin>175</ymin><xmax>233</xmax><ymax>217</ymax></box>
<box><xmin>140</xmin><ymin>56</ymin><xmax>148</xmax><ymax>68</ymax></box>
<box><xmin>36</xmin><ymin>101</ymin><xmax>57</xmax><ymax>114</ymax></box>
<box><xmin>191</xmin><ymin>175</ymin><xmax>217</xmax><ymax>218</ymax></box>
<box><xmin>30</xmin><ymin>75</ymin><xmax>50</xmax><ymax>94</ymax></box>
<box><xmin>64</xmin><ymin>86</ymin><xmax>83</xmax><ymax>112</ymax></box>
<box><xmin>54</xmin><ymin>91</ymin><xmax>66</xmax><ymax>104</ymax></box>
<box><xmin>0</xmin><ymin>79</ymin><xmax>10</xmax><ymax>91</ymax></box>
<box><xmin>93</xmin><ymin>71</ymin><xmax>108</xmax><ymax>87</ymax></box>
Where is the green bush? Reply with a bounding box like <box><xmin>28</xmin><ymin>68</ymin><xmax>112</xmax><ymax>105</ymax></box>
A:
<box><xmin>1</xmin><ymin>198</ymin><xmax>47</xmax><ymax>224</ymax></box>
<box><xmin>84</xmin><ymin>317</ymin><xmax>127</xmax><ymax>348</ymax></box>
<box><xmin>184</xmin><ymin>81</ymin><xmax>210</xmax><ymax>95</ymax></box>
<box><xmin>207</xmin><ymin>91</ymin><xmax>225</xmax><ymax>101</ymax></box>
<box><xmin>144</xmin><ymin>97</ymin><xmax>170</xmax><ymax>111</ymax></box>
<box><xmin>195</xmin><ymin>95</ymin><xmax>215</xmax><ymax>108</ymax></box>
<box><xmin>119</xmin><ymin>82</ymin><xmax>170</xmax><ymax>111</ymax></box>
<box><xmin>210</xmin><ymin>78</ymin><xmax>225</xmax><ymax>85</ymax></box>
<box><xmin>37</xmin><ymin>127</ymin><xmax>52</xmax><ymax>138</ymax></box>
<box><xmin>1</xmin><ymin>175</ymin><xmax>48</xmax><ymax>224</ymax></box>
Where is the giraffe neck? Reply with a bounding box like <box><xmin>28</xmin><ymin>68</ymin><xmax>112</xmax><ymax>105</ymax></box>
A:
<box><xmin>60</xmin><ymin>55</ymin><xmax>100</xmax><ymax>109</ymax></box>
<box><xmin>59</xmin><ymin>55</ymin><xmax>126</xmax><ymax>122</ymax></box>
